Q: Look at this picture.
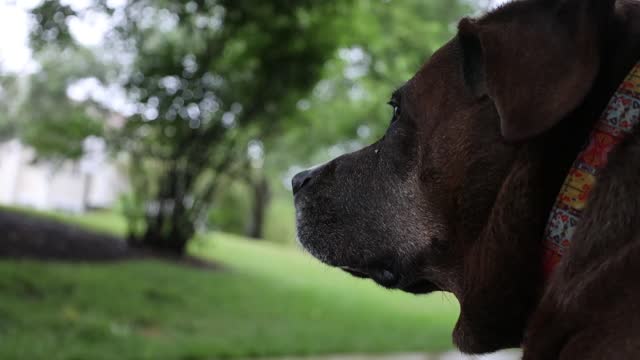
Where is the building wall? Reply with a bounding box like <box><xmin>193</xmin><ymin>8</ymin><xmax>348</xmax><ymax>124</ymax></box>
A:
<box><xmin>0</xmin><ymin>139</ymin><xmax>22</xmax><ymax>205</ymax></box>
<box><xmin>0</xmin><ymin>139</ymin><xmax>128</xmax><ymax>213</ymax></box>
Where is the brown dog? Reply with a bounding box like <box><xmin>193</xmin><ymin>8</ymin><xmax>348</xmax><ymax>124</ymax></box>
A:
<box><xmin>292</xmin><ymin>0</ymin><xmax>640</xmax><ymax>358</ymax></box>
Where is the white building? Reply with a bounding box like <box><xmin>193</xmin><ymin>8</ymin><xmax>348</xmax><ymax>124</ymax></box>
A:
<box><xmin>0</xmin><ymin>138</ymin><xmax>128</xmax><ymax>213</ymax></box>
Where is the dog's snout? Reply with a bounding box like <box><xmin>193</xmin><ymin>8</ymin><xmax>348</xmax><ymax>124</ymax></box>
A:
<box><xmin>292</xmin><ymin>169</ymin><xmax>313</xmax><ymax>195</ymax></box>
<box><xmin>292</xmin><ymin>162</ymin><xmax>335</xmax><ymax>195</ymax></box>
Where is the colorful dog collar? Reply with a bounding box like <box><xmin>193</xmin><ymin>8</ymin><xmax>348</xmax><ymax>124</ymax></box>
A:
<box><xmin>543</xmin><ymin>61</ymin><xmax>640</xmax><ymax>278</ymax></box>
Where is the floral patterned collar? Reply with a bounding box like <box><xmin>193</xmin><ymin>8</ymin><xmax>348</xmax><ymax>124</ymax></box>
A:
<box><xmin>543</xmin><ymin>62</ymin><xmax>640</xmax><ymax>279</ymax></box>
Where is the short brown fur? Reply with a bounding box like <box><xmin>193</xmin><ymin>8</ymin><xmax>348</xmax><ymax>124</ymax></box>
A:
<box><xmin>293</xmin><ymin>0</ymin><xmax>640</xmax><ymax>358</ymax></box>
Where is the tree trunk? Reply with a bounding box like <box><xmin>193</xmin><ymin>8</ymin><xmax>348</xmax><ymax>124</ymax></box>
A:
<box><xmin>81</xmin><ymin>173</ymin><xmax>91</xmax><ymax>212</ymax></box>
<box><xmin>246</xmin><ymin>175</ymin><xmax>271</xmax><ymax>239</ymax></box>
<box><xmin>135</xmin><ymin>206</ymin><xmax>194</xmax><ymax>255</ymax></box>
<box><xmin>128</xmin><ymin>166</ymin><xmax>195</xmax><ymax>255</ymax></box>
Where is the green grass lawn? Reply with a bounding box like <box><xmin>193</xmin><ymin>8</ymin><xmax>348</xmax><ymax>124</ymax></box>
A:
<box><xmin>0</xmin><ymin>210</ymin><xmax>460</xmax><ymax>360</ymax></box>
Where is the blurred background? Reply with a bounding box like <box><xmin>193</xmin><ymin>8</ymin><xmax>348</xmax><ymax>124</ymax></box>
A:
<box><xmin>0</xmin><ymin>0</ymin><xmax>513</xmax><ymax>359</ymax></box>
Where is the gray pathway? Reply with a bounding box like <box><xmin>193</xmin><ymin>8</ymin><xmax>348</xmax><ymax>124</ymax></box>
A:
<box><xmin>262</xmin><ymin>349</ymin><xmax>521</xmax><ymax>360</ymax></box>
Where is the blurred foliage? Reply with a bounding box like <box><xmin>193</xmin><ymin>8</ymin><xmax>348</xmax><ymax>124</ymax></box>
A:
<box><xmin>30</xmin><ymin>0</ymin><xmax>354</xmax><ymax>253</ymax></box>
<box><xmin>263</xmin><ymin>195</ymin><xmax>297</xmax><ymax>245</ymax></box>
<box><xmin>0</xmin><ymin>74</ymin><xmax>23</xmax><ymax>140</ymax></box>
<box><xmin>208</xmin><ymin>181</ymin><xmax>251</xmax><ymax>234</ymax></box>
<box><xmin>24</xmin><ymin>50</ymin><xmax>106</xmax><ymax>160</ymax></box>
<box><xmin>23</xmin><ymin>0</ymin><xmax>472</xmax><ymax>247</ymax></box>
<box><xmin>0</xmin><ymin>47</ymin><xmax>106</xmax><ymax>160</ymax></box>
<box><xmin>260</xmin><ymin>0</ymin><xmax>472</xmax><ymax>244</ymax></box>
<box><xmin>273</xmin><ymin>0</ymin><xmax>472</xmax><ymax>167</ymax></box>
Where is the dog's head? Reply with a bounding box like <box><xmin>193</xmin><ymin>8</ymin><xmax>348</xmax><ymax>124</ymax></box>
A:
<box><xmin>293</xmin><ymin>0</ymin><xmax>615</xmax><ymax>354</ymax></box>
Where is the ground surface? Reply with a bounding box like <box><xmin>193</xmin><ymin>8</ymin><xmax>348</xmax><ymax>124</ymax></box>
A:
<box><xmin>0</xmin><ymin>209</ymin><xmax>461</xmax><ymax>360</ymax></box>
<box><xmin>265</xmin><ymin>350</ymin><xmax>522</xmax><ymax>360</ymax></box>
<box><xmin>0</xmin><ymin>208</ymin><xmax>218</xmax><ymax>269</ymax></box>
<box><xmin>0</xmin><ymin>209</ymin><xmax>134</xmax><ymax>260</ymax></box>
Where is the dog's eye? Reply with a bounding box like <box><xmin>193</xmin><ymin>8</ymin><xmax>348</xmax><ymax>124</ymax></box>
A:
<box><xmin>387</xmin><ymin>101</ymin><xmax>400</xmax><ymax>123</ymax></box>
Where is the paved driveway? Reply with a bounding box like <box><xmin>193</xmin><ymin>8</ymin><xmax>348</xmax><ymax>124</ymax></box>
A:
<box><xmin>264</xmin><ymin>349</ymin><xmax>521</xmax><ymax>360</ymax></box>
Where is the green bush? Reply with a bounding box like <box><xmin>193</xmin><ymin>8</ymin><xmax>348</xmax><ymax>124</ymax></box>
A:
<box><xmin>264</xmin><ymin>195</ymin><xmax>298</xmax><ymax>245</ymax></box>
<box><xmin>207</xmin><ymin>181</ymin><xmax>252</xmax><ymax>234</ymax></box>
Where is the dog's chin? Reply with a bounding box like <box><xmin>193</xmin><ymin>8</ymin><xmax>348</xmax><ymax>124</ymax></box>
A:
<box><xmin>296</xmin><ymin>230</ymin><xmax>439</xmax><ymax>295</ymax></box>
<box><xmin>295</xmin><ymin>204</ymin><xmax>440</xmax><ymax>295</ymax></box>
<box><xmin>339</xmin><ymin>266</ymin><xmax>440</xmax><ymax>294</ymax></box>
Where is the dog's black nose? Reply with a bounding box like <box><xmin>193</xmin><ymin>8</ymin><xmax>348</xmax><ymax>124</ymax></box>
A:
<box><xmin>292</xmin><ymin>170</ymin><xmax>312</xmax><ymax>195</ymax></box>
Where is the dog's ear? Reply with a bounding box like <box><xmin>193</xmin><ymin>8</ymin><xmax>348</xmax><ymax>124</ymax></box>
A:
<box><xmin>458</xmin><ymin>0</ymin><xmax>615</xmax><ymax>141</ymax></box>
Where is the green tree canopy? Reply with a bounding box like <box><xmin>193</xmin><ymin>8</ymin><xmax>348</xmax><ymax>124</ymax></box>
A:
<box><xmin>269</xmin><ymin>0</ymin><xmax>471</xmax><ymax>169</ymax></box>
<box><xmin>30</xmin><ymin>0</ymin><xmax>355</xmax><ymax>253</ymax></box>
